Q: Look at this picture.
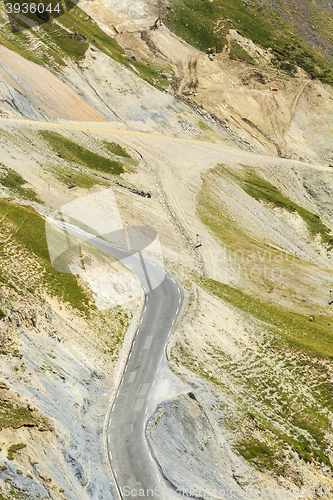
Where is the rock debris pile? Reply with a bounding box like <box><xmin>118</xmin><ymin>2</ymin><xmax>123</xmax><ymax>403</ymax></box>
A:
<box><xmin>0</xmin><ymin>109</ymin><xmax>10</xmax><ymax>118</ymax></box>
<box><xmin>179</xmin><ymin>119</ymin><xmax>200</xmax><ymax>138</ymax></box>
<box><xmin>114</xmin><ymin>180</ymin><xmax>152</xmax><ymax>198</ymax></box>
<box><xmin>76</xmin><ymin>168</ymin><xmax>152</xmax><ymax>198</ymax></box>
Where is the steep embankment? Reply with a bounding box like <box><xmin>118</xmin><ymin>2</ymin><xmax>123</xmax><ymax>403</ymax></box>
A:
<box><xmin>1</xmin><ymin>0</ymin><xmax>333</xmax><ymax>161</ymax></box>
<box><xmin>1</xmin><ymin>0</ymin><xmax>333</xmax><ymax>497</ymax></box>
<box><xmin>95</xmin><ymin>0</ymin><xmax>333</xmax><ymax>162</ymax></box>
<box><xmin>0</xmin><ymin>0</ymin><xmax>210</xmax><ymax>138</ymax></box>
<box><xmin>145</xmin><ymin>154</ymin><xmax>333</xmax><ymax>497</ymax></box>
<box><xmin>0</xmin><ymin>194</ymin><xmax>142</xmax><ymax>499</ymax></box>
<box><xmin>0</xmin><ymin>136</ymin><xmax>148</xmax><ymax>499</ymax></box>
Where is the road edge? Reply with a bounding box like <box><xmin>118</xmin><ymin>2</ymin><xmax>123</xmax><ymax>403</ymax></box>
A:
<box><xmin>103</xmin><ymin>292</ymin><xmax>146</xmax><ymax>499</ymax></box>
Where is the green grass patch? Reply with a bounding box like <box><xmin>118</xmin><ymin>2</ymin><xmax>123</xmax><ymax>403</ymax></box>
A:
<box><xmin>241</xmin><ymin>170</ymin><xmax>333</xmax><ymax>248</ymax></box>
<box><xmin>166</xmin><ymin>0</ymin><xmax>228</xmax><ymax>52</ymax></box>
<box><xmin>1</xmin><ymin>2</ymin><xmax>171</xmax><ymax>89</ymax></box>
<box><xmin>167</xmin><ymin>0</ymin><xmax>333</xmax><ymax>85</ymax></box>
<box><xmin>0</xmin><ymin>199</ymin><xmax>91</xmax><ymax>311</ymax></box>
<box><xmin>7</xmin><ymin>443</ymin><xmax>26</xmax><ymax>461</ymax></box>
<box><xmin>52</xmin><ymin>168</ymin><xmax>111</xmax><ymax>189</ymax></box>
<box><xmin>229</xmin><ymin>41</ymin><xmax>255</xmax><ymax>64</ymax></box>
<box><xmin>103</xmin><ymin>142</ymin><xmax>132</xmax><ymax>159</ymax></box>
<box><xmin>0</xmin><ymin>401</ymin><xmax>35</xmax><ymax>431</ymax></box>
<box><xmin>38</xmin><ymin>21</ymin><xmax>89</xmax><ymax>60</ymax></box>
<box><xmin>264</xmin><ymin>413</ymin><xmax>331</xmax><ymax>467</ymax></box>
<box><xmin>39</xmin><ymin>131</ymin><xmax>125</xmax><ymax>175</ymax></box>
<box><xmin>0</xmin><ymin>309</ymin><xmax>5</xmax><ymax>320</ymax></box>
<box><xmin>130</xmin><ymin>60</ymin><xmax>171</xmax><ymax>91</ymax></box>
<box><xmin>197</xmin><ymin>175</ymin><xmax>259</xmax><ymax>252</ymax></box>
<box><xmin>56</xmin><ymin>6</ymin><xmax>171</xmax><ymax>88</ymax></box>
<box><xmin>236</xmin><ymin>438</ymin><xmax>276</xmax><ymax>470</ymax></box>
<box><xmin>0</xmin><ymin>166</ymin><xmax>41</xmax><ymax>203</ymax></box>
<box><xmin>0</xmin><ymin>486</ymin><xmax>24</xmax><ymax>500</ymax></box>
<box><xmin>57</xmin><ymin>1</ymin><xmax>129</xmax><ymax>65</ymax></box>
<box><xmin>1</xmin><ymin>1</ymin><xmax>125</xmax><ymax>67</ymax></box>
<box><xmin>198</xmin><ymin>276</ymin><xmax>333</xmax><ymax>359</ymax></box>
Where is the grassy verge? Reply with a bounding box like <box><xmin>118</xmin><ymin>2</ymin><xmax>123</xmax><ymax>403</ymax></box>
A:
<box><xmin>167</xmin><ymin>0</ymin><xmax>333</xmax><ymax>84</ymax></box>
<box><xmin>198</xmin><ymin>275</ymin><xmax>333</xmax><ymax>359</ymax></box>
<box><xmin>0</xmin><ymin>199</ymin><xmax>91</xmax><ymax>311</ymax></box>
<box><xmin>39</xmin><ymin>131</ymin><xmax>125</xmax><ymax>175</ymax></box>
<box><xmin>0</xmin><ymin>166</ymin><xmax>41</xmax><ymax>203</ymax></box>
<box><xmin>103</xmin><ymin>141</ymin><xmax>138</xmax><ymax>168</ymax></box>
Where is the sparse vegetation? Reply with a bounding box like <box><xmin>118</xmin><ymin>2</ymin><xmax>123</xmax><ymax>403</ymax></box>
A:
<box><xmin>0</xmin><ymin>167</ymin><xmax>41</xmax><ymax>203</ymax></box>
<box><xmin>39</xmin><ymin>131</ymin><xmax>125</xmax><ymax>175</ymax></box>
<box><xmin>199</xmin><ymin>276</ymin><xmax>333</xmax><ymax>358</ymax></box>
<box><xmin>0</xmin><ymin>2</ymin><xmax>173</xmax><ymax>89</ymax></box>
<box><xmin>173</xmin><ymin>275</ymin><xmax>333</xmax><ymax>473</ymax></box>
<box><xmin>7</xmin><ymin>443</ymin><xmax>26</xmax><ymax>460</ymax></box>
<box><xmin>0</xmin><ymin>199</ymin><xmax>91</xmax><ymax>311</ymax></box>
<box><xmin>236</xmin><ymin>439</ymin><xmax>276</xmax><ymax>470</ymax></box>
<box><xmin>103</xmin><ymin>142</ymin><xmax>132</xmax><ymax>159</ymax></box>
<box><xmin>0</xmin><ymin>486</ymin><xmax>24</xmax><ymax>500</ymax></box>
<box><xmin>100</xmin><ymin>308</ymin><xmax>131</xmax><ymax>359</ymax></box>
<box><xmin>52</xmin><ymin>166</ymin><xmax>112</xmax><ymax>189</ymax></box>
<box><xmin>129</xmin><ymin>60</ymin><xmax>172</xmax><ymax>91</ymax></box>
<box><xmin>241</xmin><ymin>170</ymin><xmax>333</xmax><ymax>248</ymax></box>
<box><xmin>167</xmin><ymin>0</ymin><xmax>333</xmax><ymax>84</ymax></box>
<box><xmin>0</xmin><ymin>400</ymin><xmax>35</xmax><ymax>431</ymax></box>
<box><xmin>166</xmin><ymin>0</ymin><xmax>228</xmax><ymax>52</ymax></box>
<box><xmin>229</xmin><ymin>41</ymin><xmax>255</xmax><ymax>65</ymax></box>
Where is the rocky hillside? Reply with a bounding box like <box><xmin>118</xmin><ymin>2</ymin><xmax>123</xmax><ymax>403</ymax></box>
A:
<box><xmin>165</xmin><ymin>0</ymin><xmax>333</xmax><ymax>84</ymax></box>
<box><xmin>1</xmin><ymin>0</ymin><xmax>333</xmax><ymax>498</ymax></box>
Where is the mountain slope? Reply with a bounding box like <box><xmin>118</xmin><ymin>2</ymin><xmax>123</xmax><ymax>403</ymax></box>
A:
<box><xmin>165</xmin><ymin>0</ymin><xmax>333</xmax><ymax>84</ymax></box>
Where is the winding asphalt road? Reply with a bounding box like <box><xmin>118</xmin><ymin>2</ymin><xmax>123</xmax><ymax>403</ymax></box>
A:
<box><xmin>51</xmin><ymin>221</ymin><xmax>184</xmax><ymax>499</ymax></box>
<box><xmin>107</xmin><ymin>265</ymin><xmax>183</xmax><ymax>499</ymax></box>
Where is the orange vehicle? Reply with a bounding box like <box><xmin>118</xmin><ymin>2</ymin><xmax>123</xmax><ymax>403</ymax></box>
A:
<box><xmin>150</xmin><ymin>16</ymin><xmax>162</xmax><ymax>29</ymax></box>
<box><xmin>207</xmin><ymin>47</ymin><xmax>216</xmax><ymax>55</ymax></box>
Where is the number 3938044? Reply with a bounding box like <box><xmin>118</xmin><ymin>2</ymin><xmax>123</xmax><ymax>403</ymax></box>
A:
<box><xmin>5</xmin><ymin>2</ymin><xmax>61</xmax><ymax>14</ymax></box>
